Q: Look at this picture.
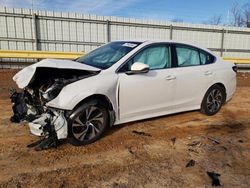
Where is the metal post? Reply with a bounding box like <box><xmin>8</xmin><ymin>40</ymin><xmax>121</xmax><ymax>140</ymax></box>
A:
<box><xmin>32</xmin><ymin>13</ymin><xmax>39</xmax><ymax>50</ymax></box>
<box><xmin>170</xmin><ymin>24</ymin><xmax>173</xmax><ymax>40</ymax></box>
<box><xmin>106</xmin><ymin>20</ymin><xmax>110</xmax><ymax>42</ymax></box>
<box><xmin>220</xmin><ymin>29</ymin><xmax>225</xmax><ymax>57</ymax></box>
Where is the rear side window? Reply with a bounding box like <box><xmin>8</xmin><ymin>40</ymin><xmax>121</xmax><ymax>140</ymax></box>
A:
<box><xmin>176</xmin><ymin>47</ymin><xmax>200</xmax><ymax>67</ymax></box>
<box><xmin>175</xmin><ymin>45</ymin><xmax>215</xmax><ymax>67</ymax></box>
<box><xmin>200</xmin><ymin>51</ymin><xmax>214</xmax><ymax>65</ymax></box>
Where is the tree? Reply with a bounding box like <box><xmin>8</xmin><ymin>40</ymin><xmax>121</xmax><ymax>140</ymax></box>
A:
<box><xmin>230</xmin><ymin>2</ymin><xmax>250</xmax><ymax>28</ymax></box>
<box><xmin>204</xmin><ymin>15</ymin><xmax>223</xmax><ymax>25</ymax></box>
<box><xmin>231</xmin><ymin>2</ymin><xmax>244</xmax><ymax>27</ymax></box>
<box><xmin>242</xmin><ymin>3</ymin><xmax>250</xmax><ymax>27</ymax></box>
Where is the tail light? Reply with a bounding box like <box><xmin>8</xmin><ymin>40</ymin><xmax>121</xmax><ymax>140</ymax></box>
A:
<box><xmin>232</xmin><ymin>65</ymin><xmax>238</xmax><ymax>73</ymax></box>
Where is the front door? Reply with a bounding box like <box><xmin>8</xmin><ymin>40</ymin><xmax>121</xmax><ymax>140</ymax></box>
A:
<box><xmin>118</xmin><ymin>44</ymin><xmax>176</xmax><ymax>121</ymax></box>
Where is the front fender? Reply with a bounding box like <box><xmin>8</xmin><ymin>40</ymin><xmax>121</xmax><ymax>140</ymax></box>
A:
<box><xmin>46</xmin><ymin>73</ymin><xmax>118</xmax><ymax>113</ymax></box>
<box><xmin>46</xmin><ymin>89</ymin><xmax>98</xmax><ymax>110</ymax></box>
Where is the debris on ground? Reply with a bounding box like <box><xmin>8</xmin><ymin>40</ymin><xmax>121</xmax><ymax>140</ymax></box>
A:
<box><xmin>187</xmin><ymin>140</ymin><xmax>201</xmax><ymax>154</ymax></box>
<box><xmin>170</xmin><ymin>137</ymin><xmax>176</xmax><ymax>145</ymax></box>
<box><xmin>207</xmin><ymin>171</ymin><xmax>222</xmax><ymax>186</ymax></box>
<box><xmin>27</xmin><ymin>118</ymin><xmax>60</xmax><ymax>151</ymax></box>
<box><xmin>187</xmin><ymin>140</ymin><xmax>201</xmax><ymax>147</ymax></box>
<box><xmin>238</xmin><ymin>139</ymin><xmax>243</xmax><ymax>143</ymax></box>
<box><xmin>186</xmin><ymin>159</ymin><xmax>195</xmax><ymax>167</ymax></box>
<box><xmin>207</xmin><ymin>137</ymin><xmax>220</xmax><ymax>144</ymax></box>
<box><xmin>27</xmin><ymin>136</ymin><xmax>59</xmax><ymax>151</ymax></box>
<box><xmin>127</xmin><ymin>146</ymin><xmax>135</xmax><ymax>154</ymax></box>
<box><xmin>132</xmin><ymin>130</ymin><xmax>152</xmax><ymax>137</ymax></box>
<box><xmin>188</xmin><ymin>148</ymin><xmax>199</xmax><ymax>154</ymax></box>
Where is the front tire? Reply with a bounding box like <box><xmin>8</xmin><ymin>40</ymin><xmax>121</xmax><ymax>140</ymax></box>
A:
<box><xmin>67</xmin><ymin>100</ymin><xmax>109</xmax><ymax>146</ymax></box>
<box><xmin>201</xmin><ymin>85</ymin><xmax>226</xmax><ymax>116</ymax></box>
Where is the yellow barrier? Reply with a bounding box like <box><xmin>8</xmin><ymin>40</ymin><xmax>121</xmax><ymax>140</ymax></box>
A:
<box><xmin>0</xmin><ymin>50</ymin><xmax>250</xmax><ymax>64</ymax></box>
<box><xmin>0</xmin><ymin>50</ymin><xmax>84</xmax><ymax>59</ymax></box>
<box><xmin>223</xmin><ymin>57</ymin><xmax>250</xmax><ymax>64</ymax></box>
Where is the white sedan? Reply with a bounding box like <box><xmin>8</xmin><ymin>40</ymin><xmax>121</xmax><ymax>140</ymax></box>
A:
<box><xmin>12</xmin><ymin>40</ymin><xmax>237</xmax><ymax>148</ymax></box>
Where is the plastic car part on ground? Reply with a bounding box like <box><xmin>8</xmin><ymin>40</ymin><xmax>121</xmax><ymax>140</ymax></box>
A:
<box><xmin>132</xmin><ymin>130</ymin><xmax>152</xmax><ymax>137</ymax></box>
<box><xmin>186</xmin><ymin>159</ymin><xmax>195</xmax><ymax>167</ymax></box>
<box><xmin>207</xmin><ymin>171</ymin><xmax>222</xmax><ymax>186</ymax></box>
<box><xmin>27</xmin><ymin>136</ymin><xmax>59</xmax><ymax>151</ymax></box>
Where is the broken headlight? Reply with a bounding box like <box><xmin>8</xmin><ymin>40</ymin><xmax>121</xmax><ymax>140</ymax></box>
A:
<box><xmin>40</xmin><ymin>79</ymin><xmax>65</xmax><ymax>102</ymax></box>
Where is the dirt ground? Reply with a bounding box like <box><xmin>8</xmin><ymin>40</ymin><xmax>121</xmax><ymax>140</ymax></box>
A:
<box><xmin>0</xmin><ymin>69</ymin><xmax>249</xmax><ymax>188</ymax></box>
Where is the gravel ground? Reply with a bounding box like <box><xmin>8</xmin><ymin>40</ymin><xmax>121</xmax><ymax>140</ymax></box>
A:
<box><xmin>0</xmin><ymin>69</ymin><xmax>249</xmax><ymax>188</ymax></box>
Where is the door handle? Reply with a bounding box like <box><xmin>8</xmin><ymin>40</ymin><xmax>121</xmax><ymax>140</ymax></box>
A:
<box><xmin>165</xmin><ymin>75</ymin><xmax>176</xmax><ymax>80</ymax></box>
<box><xmin>204</xmin><ymin>71</ymin><xmax>213</xmax><ymax>76</ymax></box>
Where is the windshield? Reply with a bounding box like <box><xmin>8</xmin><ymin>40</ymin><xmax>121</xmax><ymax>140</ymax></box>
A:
<box><xmin>77</xmin><ymin>41</ymin><xmax>141</xmax><ymax>69</ymax></box>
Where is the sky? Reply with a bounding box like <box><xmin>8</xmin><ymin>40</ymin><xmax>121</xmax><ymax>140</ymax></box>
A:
<box><xmin>0</xmin><ymin>0</ymin><xmax>249</xmax><ymax>24</ymax></box>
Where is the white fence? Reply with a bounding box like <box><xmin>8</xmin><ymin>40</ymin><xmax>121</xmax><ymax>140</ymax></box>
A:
<box><xmin>0</xmin><ymin>6</ymin><xmax>250</xmax><ymax>59</ymax></box>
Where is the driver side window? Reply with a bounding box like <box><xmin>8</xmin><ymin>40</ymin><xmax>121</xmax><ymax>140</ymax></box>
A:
<box><xmin>120</xmin><ymin>45</ymin><xmax>171</xmax><ymax>72</ymax></box>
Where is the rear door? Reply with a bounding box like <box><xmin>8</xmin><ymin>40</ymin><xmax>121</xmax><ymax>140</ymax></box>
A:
<box><xmin>172</xmin><ymin>44</ymin><xmax>215</xmax><ymax>110</ymax></box>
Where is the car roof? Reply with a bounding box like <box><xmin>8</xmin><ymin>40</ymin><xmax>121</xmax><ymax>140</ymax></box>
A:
<box><xmin>112</xmin><ymin>40</ymin><xmax>204</xmax><ymax>48</ymax></box>
<box><xmin>145</xmin><ymin>40</ymin><xmax>217</xmax><ymax>56</ymax></box>
<box><xmin>111</xmin><ymin>40</ymin><xmax>217</xmax><ymax>57</ymax></box>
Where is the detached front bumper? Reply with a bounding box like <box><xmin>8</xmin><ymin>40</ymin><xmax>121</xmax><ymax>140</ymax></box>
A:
<box><xmin>28</xmin><ymin>109</ymin><xmax>68</xmax><ymax>140</ymax></box>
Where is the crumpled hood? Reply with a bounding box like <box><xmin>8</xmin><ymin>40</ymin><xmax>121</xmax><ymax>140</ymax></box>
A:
<box><xmin>13</xmin><ymin>59</ymin><xmax>100</xmax><ymax>89</ymax></box>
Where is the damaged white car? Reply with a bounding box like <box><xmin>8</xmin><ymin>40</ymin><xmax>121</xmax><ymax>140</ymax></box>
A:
<box><xmin>11</xmin><ymin>40</ymin><xmax>237</xmax><ymax>149</ymax></box>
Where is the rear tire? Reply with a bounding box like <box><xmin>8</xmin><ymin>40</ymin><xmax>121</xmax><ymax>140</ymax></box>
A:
<box><xmin>201</xmin><ymin>85</ymin><xmax>226</xmax><ymax>116</ymax></box>
<box><xmin>67</xmin><ymin>100</ymin><xmax>109</xmax><ymax>146</ymax></box>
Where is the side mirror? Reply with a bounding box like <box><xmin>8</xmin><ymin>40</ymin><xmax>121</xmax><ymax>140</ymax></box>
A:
<box><xmin>126</xmin><ymin>62</ymin><xmax>149</xmax><ymax>75</ymax></box>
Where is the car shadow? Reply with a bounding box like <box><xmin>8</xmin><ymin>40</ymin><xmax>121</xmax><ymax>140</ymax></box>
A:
<box><xmin>102</xmin><ymin>109</ymin><xmax>199</xmax><ymax>138</ymax></box>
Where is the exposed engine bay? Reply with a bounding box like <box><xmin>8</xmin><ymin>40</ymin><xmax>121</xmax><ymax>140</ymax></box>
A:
<box><xmin>10</xmin><ymin>65</ymin><xmax>99</xmax><ymax>150</ymax></box>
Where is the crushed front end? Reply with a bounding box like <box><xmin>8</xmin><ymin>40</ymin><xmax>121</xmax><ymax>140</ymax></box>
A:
<box><xmin>10</xmin><ymin>81</ymin><xmax>68</xmax><ymax>150</ymax></box>
<box><xmin>10</xmin><ymin>60</ymin><xmax>100</xmax><ymax>150</ymax></box>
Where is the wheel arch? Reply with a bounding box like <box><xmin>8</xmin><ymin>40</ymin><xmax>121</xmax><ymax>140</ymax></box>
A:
<box><xmin>71</xmin><ymin>94</ymin><xmax>116</xmax><ymax>126</ymax></box>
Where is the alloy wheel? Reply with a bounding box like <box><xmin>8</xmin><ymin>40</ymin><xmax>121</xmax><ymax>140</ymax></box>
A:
<box><xmin>206</xmin><ymin>89</ymin><xmax>223</xmax><ymax>113</ymax></box>
<box><xmin>71</xmin><ymin>106</ymin><xmax>104</xmax><ymax>141</ymax></box>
